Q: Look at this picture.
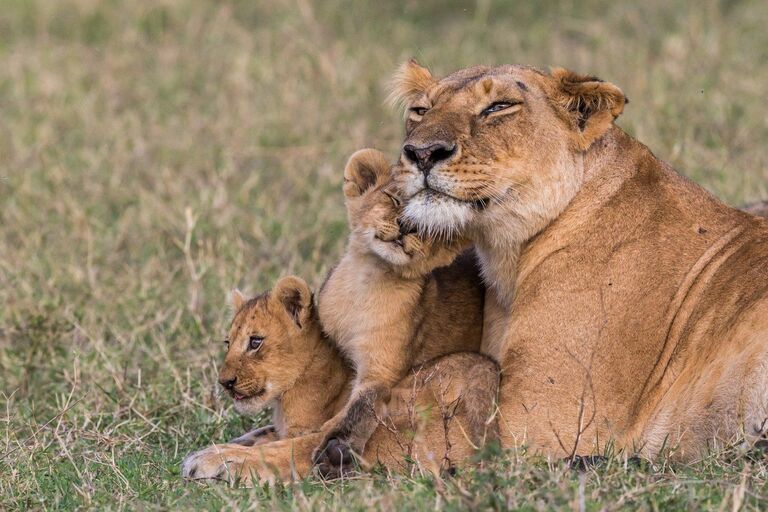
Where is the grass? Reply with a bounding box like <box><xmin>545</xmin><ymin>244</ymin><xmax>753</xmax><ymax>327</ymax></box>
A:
<box><xmin>1</xmin><ymin>0</ymin><xmax>767</xmax><ymax>509</ymax></box>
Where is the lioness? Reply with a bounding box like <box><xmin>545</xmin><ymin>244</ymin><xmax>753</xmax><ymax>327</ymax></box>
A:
<box><xmin>314</xmin><ymin>149</ymin><xmax>489</xmax><ymax>471</ymax></box>
<box><xmin>181</xmin><ymin>276</ymin><xmax>499</xmax><ymax>484</ymax></box>
<box><xmin>390</xmin><ymin>60</ymin><xmax>768</xmax><ymax>460</ymax></box>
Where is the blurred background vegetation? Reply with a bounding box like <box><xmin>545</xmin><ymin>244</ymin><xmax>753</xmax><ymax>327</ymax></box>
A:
<box><xmin>1</xmin><ymin>0</ymin><xmax>767</xmax><ymax>509</ymax></box>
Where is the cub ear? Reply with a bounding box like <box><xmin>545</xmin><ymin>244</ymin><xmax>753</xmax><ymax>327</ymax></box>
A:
<box><xmin>230</xmin><ymin>288</ymin><xmax>246</xmax><ymax>310</ymax></box>
<box><xmin>272</xmin><ymin>275</ymin><xmax>313</xmax><ymax>329</ymax></box>
<box><xmin>387</xmin><ymin>58</ymin><xmax>436</xmax><ymax>108</ymax></box>
<box><xmin>550</xmin><ymin>68</ymin><xmax>627</xmax><ymax>150</ymax></box>
<box><xmin>343</xmin><ymin>148</ymin><xmax>390</xmax><ymax>199</ymax></box>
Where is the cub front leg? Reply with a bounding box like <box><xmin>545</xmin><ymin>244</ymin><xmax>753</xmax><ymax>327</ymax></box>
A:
<box><xmin>182</xmin><ymin>435</ymin><xmax>320</xmax><ymax>486</ymax></box>
<box><xmin>312</xmin><ymin>382</ymin><xmax>391</xmax><ymax>478</ymax></box>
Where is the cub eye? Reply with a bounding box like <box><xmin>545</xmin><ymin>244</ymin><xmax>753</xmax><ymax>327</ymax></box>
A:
<box><xmin>409</xmin><ymin>106</ymin><xmax>428</xmax><ymax>117</ymax></box>
<box><xmin>223</xmin><ymin>339</ymin><xmax>230</xmax><ymax>348</ymax></box>
<box><xmin>248</xmin><ymin>335</ymin><xmax>264</xmax><ymax>352</ymax></box>
<box><xmin>481</xmin><ymin>101</ymin><xmax>520</xmax><ymax>116</ymax></box>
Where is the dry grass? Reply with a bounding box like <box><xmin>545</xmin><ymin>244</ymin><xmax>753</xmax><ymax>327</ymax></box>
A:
<box><xmin>1</xmin><ymin>0</ymin><xmax>767</xmax><ymax>509</ymax></box>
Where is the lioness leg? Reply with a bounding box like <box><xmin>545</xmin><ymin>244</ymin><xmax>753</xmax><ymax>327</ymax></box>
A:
<box><xmin>418</xmin><ymin>353</ymin><xmax>500</xmax><ymax>447</ymax></box>
<box><xmin>313</xmin><ymin>353</ymin><xmax>502</xmax><ymax>475</ymax></box>
<box><xmin>369</xmin><ymin>352</ymin><xmax>501</xmax><ymax>475</ymax></box>
<box><xmin>454</xmin><ymin>355</ymin><xmax>501</xmax><ymax>445</ymax></box>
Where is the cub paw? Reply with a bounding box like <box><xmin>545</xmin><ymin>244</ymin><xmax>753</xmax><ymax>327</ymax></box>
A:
<box><xmin>374</xmin><ymin>220</ymin><xmax>400</xmax><ymax>242</ymax></box>
<box><xmin>312</xmin><ymin>437</ymin><xmax>357</xmax><ymax>479</ymax></box>
<box><xmin>181</xmin><ymin>447</ymin><xmax>232</xmax><ymax>482</ymax></box>
<box><xmin>401</xmin><ymin>233</ymin><xmax>427</xmax><ymax>257</ymax></box>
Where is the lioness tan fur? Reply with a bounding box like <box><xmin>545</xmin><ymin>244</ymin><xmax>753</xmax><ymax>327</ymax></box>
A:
<box><xmin>314</xmin><ymin>149</ymin><xmax>490</xmax><ymax>471</ymax></box>
<box><xmin>390</xmin><ymin>60</ymin><xmax>768</xmax><ymax>460</ymax></box>
<box><xmin>181</xmin><ymin>276</ymin><xmax>499</xmax><ymax>484</ymax></box>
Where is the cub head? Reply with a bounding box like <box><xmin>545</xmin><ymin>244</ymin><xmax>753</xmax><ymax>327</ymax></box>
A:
<box><xmin>218</xmin><ymin>276</ymin><xmax>316</xmax><ymax>416</ymax></box>
<box><xmin>343</xmin><ymin>148</ymin><xmax>464</xmax><ymax>277</ymax></box>
<box><xmin>389</xmin><ymin>60</ymin><xmax>627</xmax><ymax>238</ymax></box>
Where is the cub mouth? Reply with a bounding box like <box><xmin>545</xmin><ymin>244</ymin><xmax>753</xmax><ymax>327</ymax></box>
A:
<box><xmin>232</xmin><ymin>388</ymin><xmax>265</xmax><ymax>401</ymax></box>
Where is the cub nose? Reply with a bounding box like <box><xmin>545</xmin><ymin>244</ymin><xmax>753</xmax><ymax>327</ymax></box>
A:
<box><xmin>402</xmin><ymin>142</ymin><xmax>456</xmax><ymax>175</ymax></box>
<box><xmin>219</xmin><ymin>376</ymin><xmax>237</xmax><ymax>390</ymax></box>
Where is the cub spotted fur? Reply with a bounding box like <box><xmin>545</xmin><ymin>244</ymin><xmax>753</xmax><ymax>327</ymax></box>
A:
<box><xmin>314</xmin><ymin>149</ymin><xmax>490</xmax><ymax>473</ymax></box>
<box><xmin>181</xmin><ymin>276</ymin><xmax>499</xmax><ymax>485</ymax></box>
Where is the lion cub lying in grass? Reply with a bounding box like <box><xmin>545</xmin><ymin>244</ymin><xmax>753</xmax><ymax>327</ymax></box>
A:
<box><xmin>218</xmin><ymin>276</ymin><xmax>353</xmax><ymax>444</ymax></box>
<box><xmin>313</xmin><ymin>149</ymin><xmax>489</xmax><ymax>473</ymax></box>
<box><xmin>181</xmin><ymin>275</ymin><xmax>499</xmax><ymax>484</ymax></box>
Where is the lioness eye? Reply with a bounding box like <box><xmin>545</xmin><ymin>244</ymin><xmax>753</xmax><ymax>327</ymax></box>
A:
<box><xmin>409</xmin><ymin>106</ymin><xmax>428</xmax><ymax>116</ymax></box>
<box><xmin>248</xmin><ymin>335</ymin><xmax>264</xmax><ymax>351</ymax></box>
<box><xmin>481</xmin><ymin>101</ymin><xmax>519</xmax><ymax>116</ymax></box>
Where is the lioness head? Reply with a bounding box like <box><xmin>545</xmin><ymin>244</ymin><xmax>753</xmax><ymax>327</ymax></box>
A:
<box><xmin>343</xmin><ymin>148</ymin><xmax>463</xmax><ymax>276</ymax></box>
<box><xmin>389</xmin><ymin>60</ymin><xmax>627</xmax><ymax>239</ymax></box>
<box><xmin>218</xmin><ymin>276</ymin><xmax>315</xmax><ymax>416</ymax></box>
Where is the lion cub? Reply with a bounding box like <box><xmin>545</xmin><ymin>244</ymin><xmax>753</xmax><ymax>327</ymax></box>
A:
<box><xmin>217</xmin><ymin>276</ymin><xmax>353</xmax><ymax>444</ymax></box>
<box><xmin>182</xmin><ymin>275</ymin><xmax>499</xmax><ymax>484</ymax></box>
<box><xmin>314</xmin><ymin>148</ymin><xmax>487</xmax><ymax>470</ymax></box>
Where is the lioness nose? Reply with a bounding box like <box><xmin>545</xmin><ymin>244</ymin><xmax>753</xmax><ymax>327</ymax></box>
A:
<box><xmin>219</xmin><ymin>376</ymin><xmax>237</xmax><ymax>390</ymax></box>
<box><xmin>402</xmin><ymin>142</ymin><xmax>456</xmax><ymax>175</ymax></box>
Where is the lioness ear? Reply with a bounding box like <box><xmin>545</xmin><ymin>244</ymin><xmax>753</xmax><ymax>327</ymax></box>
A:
<box><xmin>230</xmin><ymin>288</ymin><xmax>246</xmax><ymax>310</ymax></box>
<box><xmin>272</xmin><ymin>275</ymin><xmax>312</xmax><ymax>329</ymax></box>
<box><xmin>387</xmin><ymin>59</ymin><xmax>436</xmax><ymax>108</ymax></box>
<box><xmin>550</xmin><ymin>68</ymin><xmax>627</xmax><ymax>150</ymax></box>
<box><xmin>343</xmin><ymin>148</ymin><xmax>390</xmax><ymax>199</ymax></box>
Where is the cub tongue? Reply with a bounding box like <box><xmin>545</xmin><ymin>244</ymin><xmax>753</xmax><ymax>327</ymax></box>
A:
<box><xmin>233</xmin><ymin>392</ymin><xmax>245</xmax><ymax>400</ymax></box>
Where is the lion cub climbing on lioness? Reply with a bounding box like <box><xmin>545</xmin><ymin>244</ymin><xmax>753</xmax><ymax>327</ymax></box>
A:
<box><xmin>314</xmin><ymin>148</ymin><xmax>489</xmax><ymax>471</ymax></box>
